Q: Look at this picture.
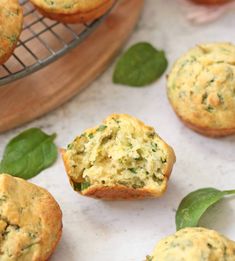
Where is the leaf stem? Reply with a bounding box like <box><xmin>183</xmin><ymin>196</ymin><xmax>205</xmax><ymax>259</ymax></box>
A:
<box><xmin>223</xmin><ymin>190</ymin><xmax>235</xmax><ymax>195</ymax></box>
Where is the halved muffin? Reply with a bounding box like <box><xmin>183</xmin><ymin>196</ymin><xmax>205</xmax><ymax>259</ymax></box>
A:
<box><xmin>167</xmin><ymin>42</ymin><xmax>235</xmax><ymax>137</ymax></box>
<box><xmin>146</xmin><ymin>227</ymin><xmax>235</xmax><ymax>261</ymax></box>
<box><xmin>0</xmin><ymin>174</ymin><xmax>62</xmax><ymax>261</ymax></box>
<box><xmin>62</xmin><ymin>114</ymin><xmax>176</xmax><ymax>200</ymax></box>
<box><xmin>29</xmin><ymin>0</ymin><xmax>115</xmax><ymax>24</ymax></box>
<box><xmin>0</xmin><ymin>0</ymin><xmax>23</xmax><ymax>64</ymax></box>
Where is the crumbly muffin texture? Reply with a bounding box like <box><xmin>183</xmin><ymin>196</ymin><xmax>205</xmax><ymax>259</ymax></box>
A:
<box><xmin>147</xmin><ymin>227</ymin><xmax>235</xmax><ymax>261</ymax></box>
<box><xmin>0</xmin><ymin>0</ymin><xmax>23</xmax><ymax>64</ymax></box>
<box><xmin>63</xmin><ymin>114</ymin><xmax>175</xmax><ymax>199</ymax></box>
<box><xmin>167</xmin><ymin>42</ymin><xmax>235</xmax><ymax>136</ymax></box>
<box><xmin>0</xmin><ymin>174</ymin><xmax>62</xmax><ymax>261</ymax></box>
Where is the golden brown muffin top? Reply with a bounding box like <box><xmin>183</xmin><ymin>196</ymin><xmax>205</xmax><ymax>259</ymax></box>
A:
<box><xmin>167</xmin><ymin>42</ymin><xmax>235</xmax><ymax>131</ymax></box>
<box><xmin>30</xmin><ymin>0</ymin><xmax>112</xmax><ymax>14</ymax></box>
<box><xmin>0</xmin><ymin>174</ymin><xmax>62</xmax><ymax>261</ymax></box>
<box><xmin>0</xmin><ymin>0</ymin><xmax>23</xmax><ymax>63</ymax></box>
<box><xmin>148</xmin><ymin>227</ymin><xmax>235</xmax><ymax>261</ymax></box>
<box><xmin>63</xmin><ymin>114</ymin><xmax>175</xmax><ymax>199</ymax></box>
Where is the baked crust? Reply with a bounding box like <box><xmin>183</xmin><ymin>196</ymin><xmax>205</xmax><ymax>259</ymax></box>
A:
<box><xmin>167</xmin><ymin>42</ymin><xmax>235</xmax><ymax>137</ymax></box>
<box><xmin>148</xmin><ymin>227</ymin><xmax>235</xmax><ymax>261</ymax></box>
<box><xmin>62</xmin><ymin>147</ymin><xmax>175</xmax><ymax>200</ymax></box>
<box><xmin>170</xmin><ymin>100</ymin><xmax>235</xmax><ymax>137</ymax></box>
<box><xmin>61</xmin><ymin>114</ymin><xmax>176</xmax><ymax>200</ymax></box>
<box><xmin>30</xmin><ymin>0</ymin><xmax>114</xmax><ymax>23</ymax></box>
<box><xmin>0</xmin><ymin>0</ymin><xmax>23</xmax><ymax>64</ymax></box>
<box><xmin>0</xmin><ymin>174</ymin><xmax>62</xmax><ymax>261</ymax></box>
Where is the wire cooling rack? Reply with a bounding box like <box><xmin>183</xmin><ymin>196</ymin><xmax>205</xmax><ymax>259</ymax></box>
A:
<box><xmin>0</xmin><ymin>0</ymin><xmax>115</xmax><ymax>86</ymax></box>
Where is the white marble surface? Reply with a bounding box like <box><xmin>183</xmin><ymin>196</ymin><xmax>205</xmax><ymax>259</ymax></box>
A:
<box><xmin>1</xmin><ymin>0</ymin><xmax>235</xmax><ymax>260</ymax></box>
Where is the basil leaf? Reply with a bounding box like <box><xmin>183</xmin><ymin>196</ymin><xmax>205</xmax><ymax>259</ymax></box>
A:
<box><xmin>176</xmin><ymin>188</ymin><xmax>235</xmax><ymax>231</ymax></box>
<box><xmin>0</xmin><ymin>128</ymin><xmax>57</xmax><ymax>179</ymax></box>
<box><xmin>113</xmin><ymin>42</ymin><xmax>168</xmax><ymax>87</ymax></box>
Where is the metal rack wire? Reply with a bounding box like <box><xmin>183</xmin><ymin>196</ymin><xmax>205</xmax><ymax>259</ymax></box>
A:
<box><xmin>0</xmin><ymin>0</ymin><xmax>115</xmax><ymax>86</ymax></box>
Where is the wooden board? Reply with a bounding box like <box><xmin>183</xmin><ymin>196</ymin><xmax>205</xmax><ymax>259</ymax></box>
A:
<box><xmin>0</xmin><ymin>0</ymin><xmax>144</xmax><ymax>133</ymax></box>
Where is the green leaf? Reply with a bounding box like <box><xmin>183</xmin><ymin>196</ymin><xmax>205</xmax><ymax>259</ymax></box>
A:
<box><xmin>81</xmin><ymin>182</ymin><xmax>91</xmax><ymax>191</ymax></box>
<box><xmin>73</xmin><ymin>182</ymin><xmax>82</xmax><ymax>191</ymax></box>
<box><xmin>97</xmin><ymin>125</ymin><xmax>107</xmax><ymax>132</ymax></box>
<box><xmin>113</xmin><ymin>42</ymin><xmax>168</xmax><ymax>87</ymax></box>
<box><xmin>88</xmin><ymin>133</ymin><xmax>94</xmax><ymax>139</ymax></box>
<box><xmin>72</xmin><ymin>181</ymin><xmax>91</xmax><ymax>191</ymax></box>
<box><xmin>176</xmin><ymin>188</ymin><xmax>235</xmax><ymax>231</ymax></box>
<box><xmin>0</xmin><ymin>128</ymin><xmax>58</xmax><ymax>179</ymax></box>
<box><xmin>128</xmin><ymin>168</ymin><xmax>137</xmax><ymax>174</ymax></box>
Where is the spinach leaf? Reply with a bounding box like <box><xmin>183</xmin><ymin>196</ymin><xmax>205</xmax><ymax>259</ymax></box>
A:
<box><xmin>72</xmin><ymin>181</ymin><xmax>91</xmax><ymax>191</ymax></box>
<box><xmin>176</xmin><ymin>188</ymin><xmax>235</xmax><ymax>231</ymax></box>
<box><xmin>0</xmin><ymin>128</ymin><xmax>57</xmax><ymax>179</ymax></box>
<box><xmin>113</xmin><ymin>42</ymin><xmax>168</xmax><ymax>87</ymax></box>
<box><xmin>81</xmin><ymin>182</ymin><xmax>91</xmax><ymax>191</ymax></box>
<box><xmin>97</xmin><ymin>125</ymin><xmax>107</xmax><ymax>132</ymax></box>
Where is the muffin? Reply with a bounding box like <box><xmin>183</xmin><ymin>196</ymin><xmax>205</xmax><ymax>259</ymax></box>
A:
<box><xmin>29</xmin><ymin>0</ymin><xmax>115</xmax><ymax>24</ymax></box>
<box><xmin>62</xmin><ymin>114</ymin><xmax>176</xmax><ymax>200</ymax></box>
<box><xmin>167</xmin><ymin>42</ymin><xmax>235</xmax><ymax>137</ymax></box>
<box><xmin>146</xmin><ymin>227</ymin><xmax>235</xmax><ymax>261</ymax></box>
<box><xmin>0</xmin><ymin>174</ymin><xmax>62</xmax><ymax>261</ymax></box>
<box><xmin>0</xmin><ymin>0</ymin><xmax>23</xmax><ymax>64</ymax></box>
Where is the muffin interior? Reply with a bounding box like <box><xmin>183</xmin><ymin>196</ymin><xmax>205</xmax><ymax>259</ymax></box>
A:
<box><xmin>66</xmin><ymin>115</ymin><xmax>169</xmax><ymax>192</ymax></box>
